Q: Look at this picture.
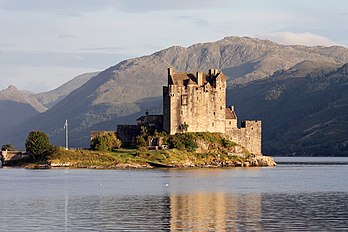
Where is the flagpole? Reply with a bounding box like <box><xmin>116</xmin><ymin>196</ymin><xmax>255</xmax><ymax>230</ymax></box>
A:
<box><xmin>65</xmin><ymin>119</ymin><xmax>69</xmax><ymax>150</ymax></box>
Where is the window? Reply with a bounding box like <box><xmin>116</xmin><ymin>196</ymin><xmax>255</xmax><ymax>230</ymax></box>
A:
<box><xmin>229</xmin><ymin>121</ymin><xmax>231</xmax><ymax>125</ymax></box>
<box><xmin>212</xmin><ymin>122</ymin><xmax>214</xmax><ymax>127</ymax></box>
<box><xmin>181</xmin><ymin>95</ymin><xmax>188</xmax><ymax>106</ymax></box>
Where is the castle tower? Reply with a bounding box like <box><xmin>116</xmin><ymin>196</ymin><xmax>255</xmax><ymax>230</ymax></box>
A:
<box><xmin>163</xmin><ymin>68</ymin><xmax>227</xmax><ymax>134</ymax></box>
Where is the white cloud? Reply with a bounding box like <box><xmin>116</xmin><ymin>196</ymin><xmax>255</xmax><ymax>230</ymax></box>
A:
<box><xmin>259</xmin><ymin>32</ymin><xmax>338</xmax><ymax>46</ymax></box>
<box><xmin>0</xmin><ymin>0</ymin><xmax>229</xmax><ymax>13</ymax></box>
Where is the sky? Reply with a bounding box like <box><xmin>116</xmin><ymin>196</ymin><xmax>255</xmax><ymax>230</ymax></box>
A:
<box><xmin>0</xmin><ymin>0</ymin><xmax>347</xmax><ymax>92</ymax></box>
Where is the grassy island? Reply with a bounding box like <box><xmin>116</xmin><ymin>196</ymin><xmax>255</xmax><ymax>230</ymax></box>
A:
<box><xmin>5</xmin><ymin>132</ymin><xmax>276</xmax><ymax>169</ymax></box>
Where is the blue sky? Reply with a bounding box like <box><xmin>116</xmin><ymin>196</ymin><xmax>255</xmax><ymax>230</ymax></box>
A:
<box><xmin>0</xmin><ymin>0</ymin><xmax>347</xmax><ymax>92</ymax></box>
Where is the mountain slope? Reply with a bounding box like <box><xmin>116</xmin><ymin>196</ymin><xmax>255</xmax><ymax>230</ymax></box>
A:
<box><xmin>0</xmin><ymin>86</ymin><xmax>47</xmax><ymax>135</ymax></box>
<box><xmin>1</xmin><ymin>36</ymin><xmax>348</xmax><ymax>153</ymax></box>
<box><xmin>228</xmin><ymin>62</ymin><xmax>348</xmax><ymax>156</ymax></box>
<box><xmin>33</xmin><ymin>72</ymin><xmax>99</xmax><ymax>108</ymax></box>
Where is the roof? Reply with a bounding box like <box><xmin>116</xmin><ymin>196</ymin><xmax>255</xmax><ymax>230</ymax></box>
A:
<box><xmin>170</xmin><ymin>73</ymin><xmax>199</xmax><ymax>86</ymax></box>
<box><xmin>170</xmin><ymin>71</ymin><xmax>227</xmax><ymax>87</ymax></box>
<box><xmin>226</xmin><ymin>108</ymin><xmax>237</xmax><ymax>119</ymax></box>
<box><xmin>136</xmin><ymin>114</ymin><xmax>163</xmax><ymax>122</ymax></box>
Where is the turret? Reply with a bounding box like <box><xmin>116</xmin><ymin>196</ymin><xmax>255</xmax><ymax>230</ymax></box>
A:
<box><xmin>168</xmin><ymin>67</ymin><xmax>174</xmax><ymax>85</ymax></box>
<box><xmin>196</xmin><ymin>71</ymin><xmax>203</xmax><ymax>86</ymax></box>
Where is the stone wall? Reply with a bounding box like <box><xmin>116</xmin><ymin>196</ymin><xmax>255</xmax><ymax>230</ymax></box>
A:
<box><xmin>116</xmin><ymin>125</ymin><xmax>140</xmax><ymax>147</ymax></box>
<box><xmin>226</xmin><ymin>120</ymin><xmax>262</xmax><ymax>155</ymax></box>
<box><xmin>163</xmin><ymin>68</ymin><xmax>227</xmax><ymax>134</ymax></box>
<box><xmin>1</xmin><ymin>150</ymin><xmax>29</xmax><ymax>163</ymax></box>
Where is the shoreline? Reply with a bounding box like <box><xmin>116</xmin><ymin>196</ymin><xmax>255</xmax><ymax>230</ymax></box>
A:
<box><xmin>4</xmin><ymin>152</ymin><xmax>276</xmax><ymax>170</ymax></box>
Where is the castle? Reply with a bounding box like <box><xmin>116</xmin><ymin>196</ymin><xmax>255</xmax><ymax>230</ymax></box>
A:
<box><xmin>117</xmin><ymin>68</ymin><xmax>262</xmax><ymax>155</ymax></box>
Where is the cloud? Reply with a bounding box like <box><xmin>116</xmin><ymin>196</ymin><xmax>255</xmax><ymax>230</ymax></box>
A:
<box><xmin>79</xmin><ymin>47</ymin><xmax>126</xmax><ymax>53</ymax></box>
<box><xmin>59</xmin><ymin>34</ymin><xmax>75</xmax><ymax>39</ymax></box>
<box><xmin>260</xmin><ymin>32</ymin><xmax>338</xmax><ymax>46</ymax></box>
<box><xmin>0</xmin><ymin>0</ymin><xmax>229</xmax><ymax>13</ymax></box>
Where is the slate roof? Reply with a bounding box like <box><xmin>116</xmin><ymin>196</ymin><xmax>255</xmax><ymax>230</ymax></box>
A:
<box><xmin>226</xmin><ymin>108</ymin><xmax>237</xmax><ymax>119</ymax></box>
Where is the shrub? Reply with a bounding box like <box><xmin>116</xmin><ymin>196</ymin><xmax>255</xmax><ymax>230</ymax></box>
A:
<box><xmin>1</xmin><ymin>144</ymin><xmax>16</xmax><ymax>151</ymax></box>
<box><xmin>90</xmin><ymin>131</ymin><xmax>122</xmax><ymax>151</ymax></box>
<box><xmin>25</xmin><ymin>131</ymin><xmax>55</xmax><ymax>161</ymax></box>
<box><xmin>168</xmin><ymin>133</ymin><xmax>198</xmax><ymax>152</ymax></box>
<box><xmin>221</xmin><ymin>138</ymin><xmax>237</xmax><ymax>148</ymax></box>
<box><xmin>135</xmin><ymin>135</ymin><xmax>147</xmax><ymax>149</ymax></box>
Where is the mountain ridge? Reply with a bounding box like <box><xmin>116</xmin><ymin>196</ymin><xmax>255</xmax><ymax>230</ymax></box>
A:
<box><xmin>0</xmin><ymin>85</ymin><xmax>47</xmax><ymax>133</ymax></box>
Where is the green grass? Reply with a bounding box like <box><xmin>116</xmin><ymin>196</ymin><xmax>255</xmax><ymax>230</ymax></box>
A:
<box><xmin>48</xmin><ymin>148</ymin><xmax>145</xmax><ymax>168</ymax></box>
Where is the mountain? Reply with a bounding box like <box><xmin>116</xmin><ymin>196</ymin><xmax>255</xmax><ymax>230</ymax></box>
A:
<box><xmin>228</xmin><ymin>62</ymin><xmax>348</xmax><ymax>156</ymax></box>
<box><xmin>32</xmin><ymin>72</ymin><xmax>99</xmax><ymax>108</ymax></box>
<box><xmin>0</xmin><ymin>85</ymin><xmax>47</xmax><ymax>134</ymax></box>
<box><xmin>1</xmin><ymin>36</ymin><xmax>348</xmax><ymax>154</ymax></box>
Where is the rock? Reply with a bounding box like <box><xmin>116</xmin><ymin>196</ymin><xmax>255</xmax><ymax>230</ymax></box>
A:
<box><xmin>255</xmin><ymin>155</ymin><xmax>277</xmax><ymax>166</ymax></box>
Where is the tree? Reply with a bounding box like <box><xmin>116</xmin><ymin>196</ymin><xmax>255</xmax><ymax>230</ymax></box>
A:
<box><xmin>90</xmin><ymin>131</ymin><xmax>122</xmax><ymax>151</ymax></box>
<box><xmin>25</xmin><ymin>131</ymin><xmax>55</xmax><ymax>161</ymax></box>
<box><xmin>135</xmin><ymin>135</ymin><xmax>147</xmax><ymax>149</ymax></box>
<box><xmin>1</xmin><ymin>144</ymin><xmax>16</xmax><ymax>151</ymax></box>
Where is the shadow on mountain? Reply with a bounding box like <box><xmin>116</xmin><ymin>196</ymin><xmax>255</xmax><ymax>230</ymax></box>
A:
<box><xmin>0</xmin><ymin>100</ymin><xmax>41</xmax><ymax>132</ymax></box>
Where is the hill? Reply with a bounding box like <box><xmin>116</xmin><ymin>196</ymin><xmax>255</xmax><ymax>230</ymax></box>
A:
<box><xmin>32</xmin><ymin>72</ymin><xmax>99</xmax><ymax>108</ymax></box>
<box><xmin>228</xmin><ymin>62</ymin><xmax>348</xmax><ymax>156</ymax></box>
<box><xmin>1</xmin><ymin>36</ymin><xmax>347</xmax><ymax>154</ymax></box>
<box><xmin>0</xmin><ymin>85</ymin><xmax>47</xmax><ymax>135</ymax></box>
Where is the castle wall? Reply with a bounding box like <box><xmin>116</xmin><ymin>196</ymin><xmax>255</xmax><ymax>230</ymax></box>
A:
<box><xmin>226</xmin><ymin>119</ymin><xmax>238</xmax><ymax>131</ymax></box>
<box><xmin>164</xmin><ymin>70</ymin><xmax>226</xmax><ymax>134</ymax></box>
<box><xmin>226</xmin><ymin>120</ymin><xmax>262</xmax><ymax>155</ymax></box>
<box><xmin>116</xmin><ymin>125</ymin><xmax>140</xmax><ymax>147</ymax></box>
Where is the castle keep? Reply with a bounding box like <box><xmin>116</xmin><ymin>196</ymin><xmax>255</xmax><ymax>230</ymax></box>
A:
<box><xmin>163</xmin><ymin>68</ymin><xmax>227</xmax><ymax>134</ymax></box>
<box><xmin>117</xmin><ymin>68</ymin><xmax>262</xmax><ymax>155</ymax></box>
<box><xmin>162</xmin><ymin>68</ymin><xmax>261</xmax><ymax>154</ymax></box>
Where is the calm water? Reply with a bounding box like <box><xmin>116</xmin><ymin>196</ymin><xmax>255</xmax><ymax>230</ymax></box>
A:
<box><xmin>0</xmin><ymin>157</ymin><xmax>347</xmax><ymax>231</ymax></box>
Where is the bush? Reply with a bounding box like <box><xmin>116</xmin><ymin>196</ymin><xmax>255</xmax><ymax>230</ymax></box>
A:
<box><xmin>25</xmin><ymin>131</ymin><xmax>55</xmax><ymax>161</ymax></box>
<box><xmin>168</xmin><ymin>133</ymin><xmax>198</xmax><ymax>152</ymax></box>
<box><xmin>1</xmin><ymin>144</ymin><xmax>16</xmax><ymax>151</ymax></box>
<box><xmin>135</xmin><ymin>135</ymin><xmax>147</xmax><ymax>149</ymax></box>
<box><xmin>221</xmin><ymin>138</ymin><xmax>237</xmax><ymax>148</ymax></box>
<box><xmin>90</xmin><ymin>131</ymin><xmax>122</xmax><ymax>151</ymax></box>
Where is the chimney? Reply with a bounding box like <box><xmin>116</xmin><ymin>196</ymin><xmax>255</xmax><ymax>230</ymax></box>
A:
<box><xmin>196</xmin><ymin>71</ymin><xmax>203</xmax><ymax>86</ymax></box>
<box><xmin>209</xmin><ymin>68</ymin><xmax>218</xmax><ymax>76</ymax></box>
<box><xmin>168</xmin><ymin>67</ymin><xmax>174</xmax><ymax>85</ymax></box>
<box><xmin>229</xmin><ymin>105</ymin><xmax>234</xmax><ymax>111</ymax></box>
<box><xmin>168</xmin><ymin>67</ymin><xmax>173</xmax><ymax>77</ymax></box>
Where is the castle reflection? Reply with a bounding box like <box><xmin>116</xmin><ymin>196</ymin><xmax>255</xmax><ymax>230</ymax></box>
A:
<box><xmin>169</xmin><ymin>192</ymin><xmax>262</xmax><ymax>231</ymax></box>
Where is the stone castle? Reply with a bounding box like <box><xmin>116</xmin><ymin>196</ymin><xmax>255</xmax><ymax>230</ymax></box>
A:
<box><xmin>117</xmin><ymin>68</ymin><xmax>262</xmax><ymax>155</ymax></box>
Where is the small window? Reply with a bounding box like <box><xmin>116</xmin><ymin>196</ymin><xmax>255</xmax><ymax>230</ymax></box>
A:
<box><xmin>213</xmin><ymin>112</ymin><xmax>216</xmax><ymax>116</ymax></box>
<box><xmin>212</xmin><ymin>122</ymin><xmax>214</xmax><ymax>127</ymax></box>
<box><xmin>229</xmin><ymin>121</ymin><xmax>231</xmax><ymax>125</ymax></box>
<box><xmin>181</xmin><ymin>95</ymin><xmax>188</xmax><ymax>106</ymax></box>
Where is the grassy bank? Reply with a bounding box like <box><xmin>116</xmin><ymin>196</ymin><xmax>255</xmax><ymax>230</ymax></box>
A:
<box><xmin>7</xmin><ymin>132</ymin><xmax>276</xmax><ymax>169</ymax></box>
<box><xmin>46</xmin><ymin>147</ymin><xmax>276</xmax><ymax>169</ymax></box>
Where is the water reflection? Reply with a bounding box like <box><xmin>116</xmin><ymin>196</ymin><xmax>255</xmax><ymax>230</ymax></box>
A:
<box><xmin>170</xmin><ymin>192</ymin><xmax>261</xmax><ymax>231</ymax></box>
<box><xmin>1</xmin><ymin>167</ymin><xmax>348</xmax><ymax>231</ymax></box>
<box><xmin>1</xmin><ymin>191</ymin><xmax>347</xmax><ymax>231</ymax></box>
